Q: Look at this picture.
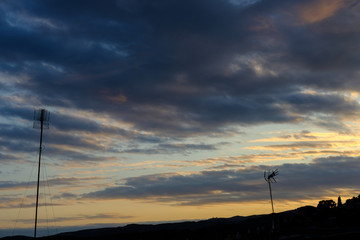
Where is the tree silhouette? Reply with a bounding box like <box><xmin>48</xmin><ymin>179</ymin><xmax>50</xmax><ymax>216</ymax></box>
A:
<box><xmin>345</xmin><ymin>194</ymin><xmax>360</xmax><ymax>208</ymax></box>
<box><xmin>317</xmin><ymin>200</ymin><xmax>336</xmax><ymax>210</ymax></box>
<box><xmin>338</xmin><ymin>196</ymin><xmax>342</xmax><ymax>208</ymax></box>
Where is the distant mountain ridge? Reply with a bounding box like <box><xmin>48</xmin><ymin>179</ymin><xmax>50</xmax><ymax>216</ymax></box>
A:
<box><xmin>3</xmin><ymin>195</ymin><xmax>360</xmax><ymax>240</ymax></box>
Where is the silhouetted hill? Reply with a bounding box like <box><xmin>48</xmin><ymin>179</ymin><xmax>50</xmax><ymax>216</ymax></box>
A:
<box><xmin>4</xmin><ymin>195</ymin><xmax>360</xmax><ymax>240</ymax></box>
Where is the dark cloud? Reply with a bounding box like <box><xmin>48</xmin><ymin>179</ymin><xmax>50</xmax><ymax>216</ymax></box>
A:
<box><xmin>282</xmin><ymin>92</ymin><xmax>360</xmax><ymax>117</ymax></box>
<box><xmin>0</xmin><ymin>177</ymin><xmax>103</xmax><ymax>191</ymax></box>
<box><xmin>122</xmin><ymin>142</ymin><xmax>222</xmax><ymax>155</ymax></box>
<box><xmin>84</xmin><ymin>156</ymin><xmax>360</xmax><ymax>205</ymax></box>
<box><xmin>50</xmin><ymin>111</ymin><xmax>174</xmax><ymax>144</ymax></box>
<box><xmin>1</xmin><ymin>0</ymin><xmax>359</xmax><ymax>137</ymax></box>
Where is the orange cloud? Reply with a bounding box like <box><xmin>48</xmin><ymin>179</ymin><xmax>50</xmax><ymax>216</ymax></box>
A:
<box><xmin>296</xmin><ymin>0</ymin><xmax>345</xmax><ymax>24</ymax></box>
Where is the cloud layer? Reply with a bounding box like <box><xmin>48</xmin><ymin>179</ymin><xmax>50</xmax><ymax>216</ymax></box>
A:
<box><xmin>83</xmin><ymin>156</ymin><xmax>360</xmax><ymax>205</ymax></box>
<box><xmin>0</xmin><ymin>0</ymin><xmax>360</xmax><ymax>164</ymax></box>
<box><xmin>1</xmin><ymin>0</ymin><xmax>360</xmax><ymax>137</ymax></box>
<box><xmin>1</xmin><ymin>0</ymin><xmax>360</xmax><ymax>233</ymax></box>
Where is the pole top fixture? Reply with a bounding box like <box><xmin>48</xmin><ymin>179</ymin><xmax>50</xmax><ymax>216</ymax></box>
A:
<box><xmin>264</xmin><ymin>169</ymin><xmax>279</xmax><ymax>183</ymax></box>
<box><xmin>33</xmin><ymin>109</ymin><xmax>50</xmax><ymax>129</ymax></box>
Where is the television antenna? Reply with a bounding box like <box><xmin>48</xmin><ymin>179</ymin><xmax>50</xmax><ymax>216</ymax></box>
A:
<box><xmin>33</xmin><ymin>109</ymin><xmax>50</xmax><ymax>239</ymax></box>
<box><xmin>264</xmin><ymin>169</ymin><xmax>278</xmax><ymax>214</ymax></box>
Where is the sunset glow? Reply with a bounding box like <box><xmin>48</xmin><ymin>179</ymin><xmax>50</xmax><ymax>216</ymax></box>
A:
<box><xmin>1</xmin><ymin>0</ymin><xmax>360</xmax><ymax>237</ymax></box>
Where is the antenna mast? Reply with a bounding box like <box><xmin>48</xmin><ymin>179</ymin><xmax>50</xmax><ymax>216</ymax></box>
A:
<box><xmin>33</xmin><ymin>109</ymin><xmax>50</xmax><ymax>239</ymax></box>
<box><xmin>264</xmin><ymin>169</ymin><xmax>278</xmax><ymax>214</ymax></box>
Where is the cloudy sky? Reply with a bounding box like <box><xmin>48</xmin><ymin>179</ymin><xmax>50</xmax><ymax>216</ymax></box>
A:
<box><xmin>2</xmin><ymin>0</ymin><xmax>360</xmax><ymax>237</ymax></box>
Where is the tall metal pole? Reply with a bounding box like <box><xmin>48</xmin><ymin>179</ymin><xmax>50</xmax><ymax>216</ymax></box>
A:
<box><xmin>34</xmin><ymin>110</ymin><xmax>44</xmax><ymax>239</ymax></box>
<box><xmin>268</xmin><ymin>181</ymin><xmax>274</xmax><ymax>214</ymax></box>
<box><xmin>264</xmin><ymin>169</ymin><xmax>278</xmax><ymax>214</ymax></box>
<box><xmin>268</xmin><ymin>179</ymin><xmax>276</xmax><ymax>236</ymax></box>
<box><xmin>264</xmin><ymin>169</ymin><xmax>278</xmax><ymax>239</ymax></box>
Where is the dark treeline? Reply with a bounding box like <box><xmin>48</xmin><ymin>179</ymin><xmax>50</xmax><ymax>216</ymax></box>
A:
<box><xmin>3</xmin><ymin>195</ymin><xmax>360</xmax><ymax>240</ymax></box>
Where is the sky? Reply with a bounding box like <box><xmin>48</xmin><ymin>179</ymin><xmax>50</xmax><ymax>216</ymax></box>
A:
<box><xmin>1</xmin><ymin>0</ymin><xmax>360</xmax><ymax>237</ymax></box>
